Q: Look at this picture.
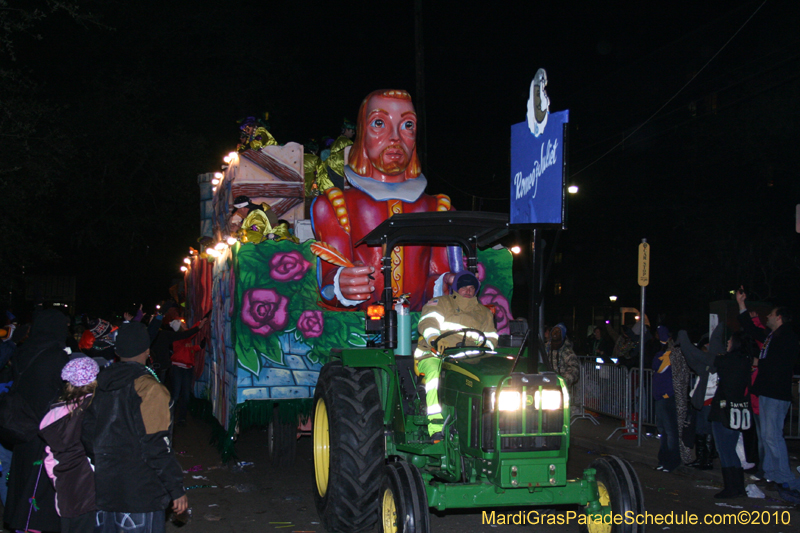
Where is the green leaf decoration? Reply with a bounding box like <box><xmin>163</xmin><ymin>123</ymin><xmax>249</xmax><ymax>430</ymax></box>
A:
<box><xmin>477</xmin><ymin>247</ymin><xmax>513</xmax><ymax>301</ymax></box>
<box><xmin>348</xmin><ymin>332</ymin><xmax>367</xmax><ymax>347</ymax></box>
<box><xmin>227</xmin><ymin>240</ymin><xmax>516</xmax><ymax>388</ymax></box>
<box><xmin>260</xmin><ymin>334</ymin><xmax>283</xmax><ymax>366</ymax></box>
<box><xmin>410</xmin><ymin>311</ymin><xmax>421</xmax><ymax>336</ymax></box>
<box><xmin>238</xmin><ymin>346</ymin><xmax>260</xmax><ymax>375</ymax></box>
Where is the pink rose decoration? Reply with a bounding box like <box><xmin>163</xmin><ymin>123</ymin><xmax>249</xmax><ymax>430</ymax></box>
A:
<box><xmin>269</xmin><ymin>251</ymin><xmax>310</xmax><ymax>282</ymax></box>
<box><xmin>460</xmin><ymin>257</ymin><xmax>485</xmax><ymax>282</ymax></box>
<box><xmin>479</xmin><ymin>286</ymin><xmax>513</xmax><ymax>334</ymax></box>
<box><xmin>297</xmin><ymin>310</ymin><xmax>324</xmax><ymax>338</ymax></box>
<box><xmin>241</xmin><ymin>288</ymin><xmax>289</xmax><ymax>336</ymax></box>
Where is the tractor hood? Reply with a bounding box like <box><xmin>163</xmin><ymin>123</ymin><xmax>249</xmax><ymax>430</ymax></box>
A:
<box><xmin>441</xmin><ymin>352</ymin><xmax>564</xmax><ymax>391</ymax></box>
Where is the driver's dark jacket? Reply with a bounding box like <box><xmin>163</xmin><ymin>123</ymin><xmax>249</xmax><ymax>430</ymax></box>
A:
<box><xmin>82</xmin><ymin>362</ymin><xmax>185</xmax><ymax>512</ymax></box>
<box><xmin>416</xmin><ymin>292</ymin><xmax>497</xmax><ymax>357</ymax></box>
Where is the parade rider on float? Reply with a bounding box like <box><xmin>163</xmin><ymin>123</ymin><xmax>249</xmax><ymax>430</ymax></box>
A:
<box><xmin>415</xmin><ymin>271</ymin><xmax>498</xmax><ymax>439</ymax></box>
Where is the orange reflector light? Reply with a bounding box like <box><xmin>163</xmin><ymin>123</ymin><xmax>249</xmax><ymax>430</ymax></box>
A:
<box><xmin>367</xmin><ymin>304</ymin><xmax>385</xmax><ymax>320</ymax></box>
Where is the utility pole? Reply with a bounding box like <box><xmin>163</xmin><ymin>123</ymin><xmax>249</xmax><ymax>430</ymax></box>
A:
<box><xmin>414</xmin><ymin>0</ymin><xmax>427</xmax><ymax>170</ymax></box>
<box><xmin>637</xmin><ymin>239</ymin><xmax>649</xmax><ymax>447</ymax></box>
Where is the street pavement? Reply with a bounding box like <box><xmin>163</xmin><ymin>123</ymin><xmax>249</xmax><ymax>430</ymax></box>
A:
<box><xmin>4</xmin><ymin>408</ymin><xmax>793</xmax><ymax>532</ymax></box>
<box><xmin>150</xmin><ymin>410</ymin><xmax>800</xmax><ymax>533</ymax></box>
<box><xmin>570</xmin><ymin>409</ymin><xmax>800</xmax><ymax>486</ymax></box>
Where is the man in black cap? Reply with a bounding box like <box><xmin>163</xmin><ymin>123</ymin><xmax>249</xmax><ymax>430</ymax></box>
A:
<box><xmin>414</xmin><ymin>271</ymin><xmax>498</xmax><ymax>438</ymax></box>
<box><xmin>83</xmin><ymin>322</ymin><xmax>187</xmax><ymax>533</ymax></box>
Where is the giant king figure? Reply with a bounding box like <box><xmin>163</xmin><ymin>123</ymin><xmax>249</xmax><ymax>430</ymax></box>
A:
<box><xmin>312</xmin><ymin>89</ymin><xmax>453</xmax><ymax>311</ymax></box>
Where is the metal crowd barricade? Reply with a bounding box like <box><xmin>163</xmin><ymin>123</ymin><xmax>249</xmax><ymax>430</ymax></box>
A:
<box><xmin>572</xmin><ymin>360</ymin><xmax>799</xmax><ymax>441</ymax></box>
<box><xmin>571</xmin><ymin>359</ymin><xmax>660</xmax><ymax>440</ymax></box>
<box><xmin>572</xmin><ymin>359</ymin><xmax>636</xmax><ymax>439</ymax></box>
<box><xmin>629</xmin><ymin>367</ymin><xmax>656</xmax><ymax>428</ymax></box>
<box><xmin>570</xmin><ymin>360</ymin><xmax>599</xmax><ymax>426</ymax></box>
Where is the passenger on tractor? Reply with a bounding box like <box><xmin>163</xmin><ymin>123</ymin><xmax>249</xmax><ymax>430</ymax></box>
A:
<box><xmin>414</xmin><ymin>271</ymin><xmax>498</xmax><ymax>439</ymax></box>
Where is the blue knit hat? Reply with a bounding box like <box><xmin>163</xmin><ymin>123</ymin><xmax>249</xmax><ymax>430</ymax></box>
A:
<box><xmin>451</xmin><ymin>271</ymin><xmax>480</xmax><ymax>295</ymax></box>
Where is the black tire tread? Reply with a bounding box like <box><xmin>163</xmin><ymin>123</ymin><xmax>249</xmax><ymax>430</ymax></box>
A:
<box><xmin>268</xmin><ymin>405</ymin><xmax>297</xmax><ymax>468</ymax></box>
<box><xmin>384</xmin><ymin>461</ymin><xmax>430</xmax><ymax>533</ymax></box>
<box><xmin>580</xmin><ymin>455</ymin><xmax>645</xmax><ymax>533</ymax></box>
<box><xmin>609</xmin><ymin>455</ymin><xmax>645</xmax><ymax>518</ymax></box>
<box><xmin>314</xmin><ymin>362</ymin><xmax>385</xmax><ymax>533</ymax></box>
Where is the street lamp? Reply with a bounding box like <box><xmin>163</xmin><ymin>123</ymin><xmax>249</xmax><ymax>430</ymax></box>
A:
<box><xmin>567</xmin><ymin>185</ymin><xmax>579</xmax><ymax>194</ymax></box>
<box><xmin>609</xmin><ymin>295</ymin><xmax>618</xmax><ymax>302</ymax></box>
<box><xmin>510</xmin><ymin>245</ymin><xmax>521</xmax><ymax>254</ymax></box>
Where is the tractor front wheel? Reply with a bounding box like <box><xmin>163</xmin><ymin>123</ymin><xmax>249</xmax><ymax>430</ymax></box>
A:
<box><xmin>313</xmin><ymin>362</ymin><xmax>384</xmax><ymax>533</ymax></box>
<box><xmin>381</xmin><ymin>461</ymin><xmax>430</xmax><ymax>533</ymax></box>
<box><xmin>581</xmin><ymin>455</ymin><xmax>644</xmax><ymax>533</ymax></box>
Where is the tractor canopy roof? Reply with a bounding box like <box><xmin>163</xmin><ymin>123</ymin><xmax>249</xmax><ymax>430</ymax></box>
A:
<box><xmin>355</xmin><ymin>211</ymin><xmax>509</xmax><ymax>257</ymax></box>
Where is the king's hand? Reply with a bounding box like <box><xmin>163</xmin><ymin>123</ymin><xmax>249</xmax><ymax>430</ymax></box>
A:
<box><xmin>336</xmin><ymin>262</ymin><xmax>376</xmax><ymax>302</ymax></box>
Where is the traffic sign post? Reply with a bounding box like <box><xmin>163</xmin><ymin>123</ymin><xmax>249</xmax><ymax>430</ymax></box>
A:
<box><xmin>638</xmin><ymin>241</ymin><xmax>649</xmax><ymax>287</ymax></box>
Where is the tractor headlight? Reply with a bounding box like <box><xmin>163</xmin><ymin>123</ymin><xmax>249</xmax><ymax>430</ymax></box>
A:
<box><xmin>484</xmin><ymin>389</ymin><xmax>523</xmax><ymax>412</ymax></box>
<box><xmin>497</xmin><ymin>390</ymin><xmax>522</xmax><ymax>411</ymax></box>
<box><xmin>534</xmin><ymin>390</ymin><xmax>562</xmax><ymax>410</ymax></box>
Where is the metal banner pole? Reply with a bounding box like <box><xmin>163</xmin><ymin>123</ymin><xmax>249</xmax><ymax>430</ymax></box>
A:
<box><xmin>528</xmin><ymin>229</ymin><xmax>542</xmax><ymax>374</ymax></box>
<box><xmin>637</xmin><ymin>285</ymin><xmax>646</xmax><ymax>446</ymax></box>
<box><xmin>637</xmin><ymin>239</ymin><xmax>649</xmax><ymax>447</ymax></box>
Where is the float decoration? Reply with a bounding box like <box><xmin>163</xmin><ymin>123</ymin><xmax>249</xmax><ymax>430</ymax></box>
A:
<box><xmin>187</xmin><ymin>91</ymin><xmax>517</xmax><ymax>460</ymax></box>
<box><xmin>309</xmin><ymin>241</ymin><xmax>354</xmax><ymax>267</ymax></box>
<box><xmin>212</xmin><ymin>146</ymin><xmax>304</xmax><ymax>242</ymax></box>
<box><xmin>311</xmin><ymin>89</ymin><xmax>453</xmax><ymax>312</ymax></box>
<box><xmin>238</xmin><ymin>209</ymin><xmax>273</xmax><ymax>244</ymax></box>
<box><xmin>237</xmin><ymin>114</ymin><xmax>277</xmax><ymax>152</ymax></box>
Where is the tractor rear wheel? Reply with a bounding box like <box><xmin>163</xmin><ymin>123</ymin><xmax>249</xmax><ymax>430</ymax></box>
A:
<box><xmin>381</xmin><ymin>461</ymin><xmax>430</xmax><ymax>533</ymax></box>
<box><xmin>267</xmin><ymin>404</ymin><xmax>296</xmax><ymax>468</ymax></box>
<box><xmin>313</xmin><ymin>361</ymin><xmax>384</xmax><ymax>533</ymax></box>
<box><xmin>580</xmin><ymin>455</ymin><xmax>644</xmax><ymax>533</ymax></box>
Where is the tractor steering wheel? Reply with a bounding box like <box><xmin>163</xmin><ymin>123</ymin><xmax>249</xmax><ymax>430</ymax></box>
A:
<box><xmin>431</xmin><ymin>328</ymin><xmax>487</xmax><ymax>355</ymax></box>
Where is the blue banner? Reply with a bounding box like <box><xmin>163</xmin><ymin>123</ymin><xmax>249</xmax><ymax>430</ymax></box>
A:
<box><xmin>510</xmin><ymin>109</ymin><xmax>568</xmax><ymax>226</ymax></box>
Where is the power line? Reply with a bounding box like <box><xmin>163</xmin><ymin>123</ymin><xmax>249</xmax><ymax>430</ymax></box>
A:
<box><xmin>571</xmin><ymin>0</ymin><xmax>768</xmax><ymax>178</ymax></box>
<box><xmin>571</xmin><ymin>48</ymin><xmax>800</xmax><ymax>158</ymax></box>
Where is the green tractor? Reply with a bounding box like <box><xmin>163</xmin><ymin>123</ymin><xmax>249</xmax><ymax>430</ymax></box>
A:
<box><xmin>312</xmin><ymin>212</ymin><xmax>644</xmax><ymax>533</ymax></box>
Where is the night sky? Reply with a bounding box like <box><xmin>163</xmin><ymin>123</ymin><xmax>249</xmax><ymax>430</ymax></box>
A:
<box><xmin>2</xmin><ymin>0</ymin><xmax>798</xmax><ymax>334</ymax></box>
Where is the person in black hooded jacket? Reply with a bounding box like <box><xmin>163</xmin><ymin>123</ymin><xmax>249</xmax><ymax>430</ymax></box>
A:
<box><xmin>82</xmin><ymin>322</ymin><xmax>187</xmax><ymax>533</ymax></box>
<box><xmin>708</xmin><ymin>330</ymin><xmax>755</xmax><ymax>498</ymax></box>
<box><xmin>3</xmin><ymin>308</ymin><xmax>70</xmax><ymax>533</ymax></box>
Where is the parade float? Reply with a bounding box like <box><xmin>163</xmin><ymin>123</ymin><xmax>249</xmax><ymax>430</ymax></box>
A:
<box><xmin>304</xmin><ymin>77</ymin><xmax>643</xmax><ymax>533</ymax></box>
<box><xmin>180</xmin><ymin>83</ymin><xmax>642</xmax><ymax>533</ymax></box>
<box><xmin>182</xmin><ymin>105</ymin><xmax>515</xmax><ymax>463</ymax></box>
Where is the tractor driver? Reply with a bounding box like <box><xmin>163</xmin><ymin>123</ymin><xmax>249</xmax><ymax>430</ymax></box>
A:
<box><xmin>414</xmin><ymin>271</ymin><xmax>498</xmax><ymax>438</ymax></box>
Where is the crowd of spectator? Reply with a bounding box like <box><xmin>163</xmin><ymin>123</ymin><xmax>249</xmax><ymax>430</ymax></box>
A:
<box><xmin>569</xmin><ymin>287</ymin><xmax>800</xmax><ymax>502</ymax></box>
<box><xmin>0</xmin><ymin>302</ymin><xmax>204</xmax><ymax>532</ymax></box>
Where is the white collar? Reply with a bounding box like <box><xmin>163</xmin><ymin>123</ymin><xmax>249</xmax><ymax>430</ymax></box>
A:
<box><xmin>344</xmin><ymin>166</ymin><xmax>427</xmax><ymax>202</ymax></box>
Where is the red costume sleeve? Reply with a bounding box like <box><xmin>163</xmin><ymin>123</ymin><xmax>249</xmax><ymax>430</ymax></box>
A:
<box><xmin>312</xmin><ymin>189</ymin><xmax>453</xmax><ymax>311</ymax></box>
<box><xmin>311</xmin><ymin>194</ymin><xmax>355</xmax><ymax>308</ymax></box>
